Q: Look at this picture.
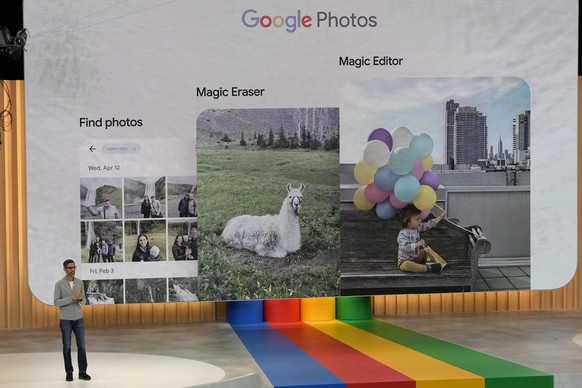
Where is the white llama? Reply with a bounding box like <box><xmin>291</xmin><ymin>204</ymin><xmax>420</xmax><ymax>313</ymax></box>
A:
<box><xmin>221</xmin><ymin>183</ymin><xmax>305</xmax><ymax>258</ymax></box>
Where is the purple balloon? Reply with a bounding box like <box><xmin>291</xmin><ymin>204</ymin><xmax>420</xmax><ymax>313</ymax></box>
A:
<box><xmin>419</xmin><ymin>171</ymin><xmax>440</xmax><ymax>190</ymax></box>
<box><xmin>368</xmin><ymin>128</ymin><xmax>393</xmax><ymax>150</ymax></box>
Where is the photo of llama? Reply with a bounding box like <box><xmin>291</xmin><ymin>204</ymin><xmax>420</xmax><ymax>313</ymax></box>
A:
<box><xmin>221</xmin><ymin>183</ymin><xmax>304</xmax><ymax>258</ymax></box>
<box><xmin>197</xmin><ymin>107</ymin><xmax>340</xmax><ymax>301</ymax></box>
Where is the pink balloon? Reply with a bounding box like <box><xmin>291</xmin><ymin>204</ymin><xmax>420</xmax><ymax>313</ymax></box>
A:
<box><xmin>411</xmin><ymin>159</ymin><xmax>424</xmax><ymax>180</ymax></box>
<box><xmin>420</xmin><ymin>209</ymin><xmax>431</xmax><ymax>220</ymax></box>
<box><xmin>364</xmin><ymin>183</ymin><xmax>390</xmax><ymax>203</ymax></box>
<box><xmin>389</xmin><ymin>192</ymin><xmax>410</xmax><ymax>209</ymax></box>
<box><xmin>419</xmin><ymin>171</ymin><xmax>440</xmax><ymax>190</ymax></box>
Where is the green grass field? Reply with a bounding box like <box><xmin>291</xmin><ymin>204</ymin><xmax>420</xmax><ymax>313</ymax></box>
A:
<box><xmin>198</xmin><ymin>145</ymin><xmax>338</xmax><ymax>233</ymax></box>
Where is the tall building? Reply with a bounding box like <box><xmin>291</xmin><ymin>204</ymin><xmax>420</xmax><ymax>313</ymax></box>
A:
<box><xmin>445</xmin><ymin>99</ymin><xmax>459</xmax><ymax>164</ymax></box>
<box><xmin>513</xmin><ymin>110</ymin><xmax>530</xmax><ymax>164</ymax></box>
<box><xmin>498</xmin><ymin>136</ymin><xmax>504</xmax><ymax>159</ymax></box>
<box><xmin>448</xmin><ymin>106</ymin><xmax>488</xmax><ymax>164</ymax></box>
<box><xmin>489</xmin><ymin>145</ymin><xmax>494</xmax><ymax>160</ymax></box>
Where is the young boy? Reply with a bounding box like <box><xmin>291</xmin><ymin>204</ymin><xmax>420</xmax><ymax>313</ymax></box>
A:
<box><xmin>397</xmin><ymin>204</ymin><xmax>446</xmax><ymax>273</ymax></box>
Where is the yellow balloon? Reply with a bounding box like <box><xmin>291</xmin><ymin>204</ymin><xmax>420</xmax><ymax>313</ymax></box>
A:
<box><xmin>413</xmin><ymin>185</ymin><xmax>436</xmax><ymax>211</ymax></box>
<box><xmin>421</xmin><ymin>154</ymin><xmax>433</xmax><ymax>171</ymax></box>
<box><xmin>354</xmin><ymin>160</ymin><xmax>378</xmax><ymax>185</ymax></box>
<box><xmin>353</xmin><ymin>186</ymin><xmax>375</xmax><ymax>210</ymax></box>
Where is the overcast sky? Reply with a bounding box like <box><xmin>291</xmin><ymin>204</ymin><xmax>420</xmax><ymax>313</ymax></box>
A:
<box><xmin>340</xmin><ymin>77</ymin><xmax>530</xmax><ymax>164</ymax></box>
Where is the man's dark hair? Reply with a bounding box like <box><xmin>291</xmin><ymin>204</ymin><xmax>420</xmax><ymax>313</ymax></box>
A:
<box><xmin>63</xmin><ymin>259</ymin><xmax>75</xmax><ymax>268</ymax></box>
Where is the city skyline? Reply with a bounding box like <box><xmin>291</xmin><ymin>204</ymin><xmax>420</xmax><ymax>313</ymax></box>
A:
<box><xmin>340</xmin><ymin>77</ymin><xmax>530</xmax><ymax>164</ymax></box>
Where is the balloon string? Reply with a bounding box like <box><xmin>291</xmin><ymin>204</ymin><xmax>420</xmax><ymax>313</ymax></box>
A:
<box><xmin>432</xmin><ymin>204</ymin><xmax>476</xmax><ymax>235</ymax></box>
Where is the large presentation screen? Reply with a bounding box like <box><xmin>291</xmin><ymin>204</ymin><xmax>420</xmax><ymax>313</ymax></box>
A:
<box><xmin>24</xmin><ymin>1</ymin><xmax>578</xmax><ymax>304</ymax></box>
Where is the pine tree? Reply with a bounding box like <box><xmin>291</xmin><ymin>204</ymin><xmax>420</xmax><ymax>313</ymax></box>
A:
<box><xmin>268</xmin><ymin>128</ymin><xmax>274</xmax><ymax>146</ymax></box>
<box><xmin>323</xmin><ymin>133</ymin><xmax>339</xmax><ymax>150</ymax></box>
<box><xmin>289</xmin><ymin>133</ymin><xmax>299</xmax><ymax>149</ymax></box>
<box><xmin>276</xmin><ymin>127</ymin><xmax>288</xmax><ymax>148</ymax></box>
<box><xmin>256</xmin><ymin>133</ymin><xmax>264</xmax><ymax>147</ymax></box>
<box><xmin>301</xmin><ymin>126</ymin><xmax>308</xmax><ymax>148</ymax></box>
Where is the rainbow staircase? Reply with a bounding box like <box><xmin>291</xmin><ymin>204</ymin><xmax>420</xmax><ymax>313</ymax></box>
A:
<box><xmin>227</xmin><ymin>297</ymin><xmax>552</xmax><ymax>388</ymax></box>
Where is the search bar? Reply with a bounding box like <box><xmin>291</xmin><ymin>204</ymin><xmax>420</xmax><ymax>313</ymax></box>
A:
<box><xmin>102</xmin><ymin>143</ymin><xmax>141</xmax><ymax>153</ymax></box>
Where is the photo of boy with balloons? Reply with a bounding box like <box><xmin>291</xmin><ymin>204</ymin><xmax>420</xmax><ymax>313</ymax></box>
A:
<box><xmin>352</xmin><ymin>126</ymin><xmax>447</xmax><ymax>273</ymax></box>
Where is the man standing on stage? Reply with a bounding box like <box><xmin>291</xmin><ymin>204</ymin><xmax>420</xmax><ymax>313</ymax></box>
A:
<box><xmin>54</xmin><ymin>259</ymin><xmax>92</xmax><ymax>382</ymax></box>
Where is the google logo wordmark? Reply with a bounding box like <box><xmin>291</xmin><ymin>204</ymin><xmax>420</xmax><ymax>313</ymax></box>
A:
<box><xmin>242</xmin><ymin>9</ymin><xmax>312</xmax><ymax>33</ymax></box>
<box><xmin>242</xmin><ymin>9</ymin><xmax>377</xmax><ymax>33</ymax></box>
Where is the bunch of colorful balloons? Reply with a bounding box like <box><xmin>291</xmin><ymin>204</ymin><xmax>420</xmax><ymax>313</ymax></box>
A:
<box><xmin>352</xmin><ymin>127</ymin><xmax>440</xmax><ymax>220</ymax></box>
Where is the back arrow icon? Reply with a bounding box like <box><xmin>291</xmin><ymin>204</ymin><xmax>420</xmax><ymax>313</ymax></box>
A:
<box><xmin>89</xmin><ymin>145</ymin><xmax>96</xmax><ymax>152</ymax></box>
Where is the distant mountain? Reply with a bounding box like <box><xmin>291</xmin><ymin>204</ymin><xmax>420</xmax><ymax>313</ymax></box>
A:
<box><xmin>196</xmin><ymin>108</ymin><xmax>339</xmax><ymax>140</ymax></box>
